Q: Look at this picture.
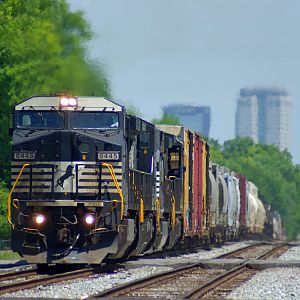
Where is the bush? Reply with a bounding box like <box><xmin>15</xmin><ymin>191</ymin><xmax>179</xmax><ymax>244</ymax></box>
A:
<box><xmin>0</xmin><ymin>182</ymin><xmax>10</xmax><ymax>240</ymax></box>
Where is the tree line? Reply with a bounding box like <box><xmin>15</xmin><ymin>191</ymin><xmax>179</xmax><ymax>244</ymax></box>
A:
<box><xmin>0</xmin><ymin>0</ymin><xmax>111</xmax><ymax>238</ymax></box>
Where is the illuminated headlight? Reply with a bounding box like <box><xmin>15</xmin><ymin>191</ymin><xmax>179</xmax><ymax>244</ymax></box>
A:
<box><xmin>84</xmin><ymin>214</ymin><xmax>95</xmax><ymax>225</ymax></box>
<box><xmin>34</xmin><ymin>214</ymin><xmax>46</xmax><ymax>225</ymax></box>
<box><xmin>68</xmin><ymin>97</ymin><xmax>78</xmax><ymax>106</ymax></box>
<box><xmin>59</xmin><ymin>97</ymin><xmax>78</xmax><ymax>108</ymax></box>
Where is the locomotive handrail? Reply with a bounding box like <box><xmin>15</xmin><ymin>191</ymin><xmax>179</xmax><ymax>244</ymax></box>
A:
<box><xmin>156</xmin><ymin>198</ymin><xmax>161</xmax><ymax>233</ymax></box>
<box><xmin>171</xmin><ymin>195</ymin><xmax>176</xmax><ymax>228</ymax></box>
<box><xmin>139</xmin><ymin>197</ymin><xmax>144</xmax><ymax>224</ymax></box>
<box><xmin>101</xmin><ymin>162</ymin><xmax>124</xmax><ymax>221</ymax></box>
<box><xmin>8</xmin><ymin>163</ymin><xmax>30</xmax><ymax>225</ymax></box>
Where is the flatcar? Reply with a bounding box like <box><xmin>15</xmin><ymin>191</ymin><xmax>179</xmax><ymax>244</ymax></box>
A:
<box><xmin>8</xmin><ymin>95</ymin><xmax>283</xmax><ymax>267</ymax></box>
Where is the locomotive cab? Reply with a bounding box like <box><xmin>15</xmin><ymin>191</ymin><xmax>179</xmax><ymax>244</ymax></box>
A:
<box><xmin>9</xmin><ymin>95</ymin><xmax>129</xmax><ymax>264</ymax></box>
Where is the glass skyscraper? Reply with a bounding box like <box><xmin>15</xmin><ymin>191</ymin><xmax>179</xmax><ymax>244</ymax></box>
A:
<box><xmin>235</xmin><ymin>88</ymin><xmax>292</xmax><ymax>150</ymax></box>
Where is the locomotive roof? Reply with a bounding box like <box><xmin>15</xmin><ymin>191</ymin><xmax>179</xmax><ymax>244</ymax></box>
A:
<box><xmin>14</xmin><ymin>95</ymin><xmax>124</xmax><ymax>112</ymax></box>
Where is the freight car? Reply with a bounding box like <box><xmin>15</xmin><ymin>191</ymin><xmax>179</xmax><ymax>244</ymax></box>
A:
<box><xmin>8</xmin><ymin>95</ymin><xmax>283</xmax><ymax>268</ymax></box>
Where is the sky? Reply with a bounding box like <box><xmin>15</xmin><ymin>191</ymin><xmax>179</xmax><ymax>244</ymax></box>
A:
<box><xmin>69</xmin><ymin>0</ymin><xmax>300</xmax><ymax>163</ymax></box>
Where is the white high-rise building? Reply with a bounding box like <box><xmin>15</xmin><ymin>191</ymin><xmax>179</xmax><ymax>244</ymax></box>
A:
<box><xmin>235</xmin><ymin>88</ymin><xmax>292</xmax><ymax>150</ymax></box>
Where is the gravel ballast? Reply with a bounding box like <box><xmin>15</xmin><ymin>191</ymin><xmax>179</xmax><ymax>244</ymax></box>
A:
<box><xmin>3</xmin><ymin>241</ymin><xmax>299</xmax><ymax>299</ymax></box>
<box><xmin>228</xmin><ymin>267</ymin><xmax>300</xmax><ymax>300</ymax></box>
<box><xmin>279</xmin><ymin>244</ymin><xmax>300</xmax><ymax>260</ymax></box>
<box><xmin>1</xmin><ymin>265</ymin><xmax>173</xmax><ymax>299</ymax></box>
<box><xmin>0</xmin><ymin>241</ymin><xmax>253</xmax><ymax>299</ymax></box>
<box><xmin>227</xmin><ymin>244</ymin><xmax>300</xmax><ymax>299</ymax></box>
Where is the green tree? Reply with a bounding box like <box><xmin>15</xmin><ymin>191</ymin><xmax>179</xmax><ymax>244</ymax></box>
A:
<box><xmin>207</xmin><ymin>138</ymin><xmax>224</xmax><ymax>164</ymax></box>
<box><xmin>0</xmin><ymin>0</ymin><xmax>111</xmax><ymax>235</ymax></box>
<box><xmin>0</xmin><ymin>183</ymin><xmax>10</xmax><ymax>239</ymax></box>
<box><xmin>152</xmin><ymin>113</ymin><xmax>181</xmax><ymax>125</ymax></box>
<box><xmin>126</xmin><ymin>104</ymin><xmax>142</xmax><ymax>117</ymax></box>
<box><xmin>0</xmin><ymin>0</ymin><xmax>111</xmax><ymax>182</ymax></box>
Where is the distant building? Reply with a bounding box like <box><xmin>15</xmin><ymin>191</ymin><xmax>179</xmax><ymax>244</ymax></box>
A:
<box><xmin>235</xmin><ymin>88</ymin><xmax>292</xmax><ymax>150</ymax></box>
<box><xmin>162</xmin><ymin>104</ymin><xmax>211</xmax><ymax>137</ymax></box>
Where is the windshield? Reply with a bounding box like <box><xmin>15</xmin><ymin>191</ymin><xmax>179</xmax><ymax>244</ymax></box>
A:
<box><xmin>70</xmin><ymin>112</ymin><xmax>119</xmax><ymax>129</ymax></box>
<box><xmin>16</xmin><ymin>111</ymin><xmax>64</xmax><ymax>129</ymax></box>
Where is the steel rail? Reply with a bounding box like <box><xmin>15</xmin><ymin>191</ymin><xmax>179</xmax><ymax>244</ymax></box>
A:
<box><xmin>256</xmin><ymin>243</ymin><xmax>290</xmax><ymax>260</ymax></box>
<box><xmin>183</xmin><ymin>264</ymin><xmax>252</xmax><ymax>299</ymax></box>
<box><xmin>0</xmin><ymin>268</ymin><xmax>95</xmax><ymax>295</ymax></box>
<box><xmin>216</xmin><ymin>241</ymin><xmax>269</xmax><ymax>259</ymax></box>
<box><xmin>183</xmin><ymin>243</ymin><xmax>290</xmax><ymax>299</ymax></box>
<box><xmin>90</xmin><ymin>262</ymin><xmax>209</xmax><ymax>298</ymax></box>
<box><xmin>0</xmin><ymin>268</ymin><xmax>37</xmax><ymax>282</ymax></box>
<box><xmin>91</xmin><ymin>243</ymin><xmax>290</xmax><ymax>299</ymax></box>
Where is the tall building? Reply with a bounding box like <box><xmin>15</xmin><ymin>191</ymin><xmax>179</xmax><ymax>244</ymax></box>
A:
<box><xmin>163</xmin><ymin>104</ymin><xmax>211</xmax><ymax>137</ymax></box>
<box><xmin>235</xmin><ymin>88</ymin><xmax>292</xmax><ymax>150</ymax></box>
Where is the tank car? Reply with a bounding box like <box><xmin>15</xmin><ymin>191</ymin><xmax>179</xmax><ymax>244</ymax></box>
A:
<box><xmin>222</xmin><ymin>169</ymin><xmax>240</xmax><ymax>239</ymax></box>
<box><xmin>209</xmin><ymin>163</ymin><xmax>229</xmax><ymax>244</ymax></box>
<box><xmin>246</xmin><ymin>181</ymin><xmax>267</xmax><ymax>236</ymax></box>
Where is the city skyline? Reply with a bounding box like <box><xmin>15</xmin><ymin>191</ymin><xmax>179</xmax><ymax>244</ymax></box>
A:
<box><xmin>68</xmin><ymin>0</ymin><xmax>300</xmax><ymax>163</ymax></box>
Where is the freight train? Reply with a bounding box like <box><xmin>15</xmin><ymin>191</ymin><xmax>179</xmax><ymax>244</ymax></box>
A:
<box><xmin>8</xmin><ymin>95</ymin><xmax>284</xmax><ymax>268</ymax></box>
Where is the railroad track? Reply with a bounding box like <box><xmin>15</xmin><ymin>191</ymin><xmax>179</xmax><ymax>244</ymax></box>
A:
<box><xmin>0</xmin><ymin>264</ymin><xmax>121</xmax><ymax>296</ymax></box>
<box><xmin>91</xmin><ymin>262</ymin><xmax>226</xmax><ymax>299</ymax></box>
<box><xmin>217</xmin><ymin>242</ymin><xmax>274</xmax><ymax>260</ymax></box>
<box><xmin>0</xmin><ymin>268</ymin><xmax>37</xmax><ymax>284</ymax></box>
<box><xmin>0</xmin><ymin>268</ymin><xmax>96</xmax><ymax>295</ymax></box>
<box><xmin>90</xmin><ymin>243</ymin><xmax>290</xmax><ymax>299</ymax></box>
<box><xmin>184</xmin><ymin>243</ymin><xmax>290</xmax><ymax>299</ymax></box>
<box><xmin>0</xmin><ymin>243</ymin><xmax>289</xmax><ymax>297</ymax></box>
<box><xmin>184</xmin><ymin>264</ymin><xmax>256</xmax><ymax>299</ymax></box>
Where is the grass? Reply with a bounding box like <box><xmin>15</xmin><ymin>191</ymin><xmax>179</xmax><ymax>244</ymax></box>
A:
<box><xmin>0</xmin><ymin>250</ymin><xmax>21</xmax><ymax>260</ymax></box>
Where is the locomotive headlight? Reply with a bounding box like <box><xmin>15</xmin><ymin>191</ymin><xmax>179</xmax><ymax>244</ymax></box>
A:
<box><xmin>68</xmin><ymin>97</ymin><xmax>78</xmax><ymax>106</ymax></box>
<box><xmin>60</xmin><ymin>97</ymin><xmax>69</xmax><ymax>106</ymax></box>
<box><xmin>59</xmin><ymin>97</ymin><xmax>78</xmax><ymax>108</ymax></box>
<box><xmin>34</xmin><ymin>213</ymin><xmax>46</xmax><ymax>225</ymax></box>
<box><xmin>84</xmin><ymin>214</ymin><xmax>95</xmax><ymax>225</ymax></box>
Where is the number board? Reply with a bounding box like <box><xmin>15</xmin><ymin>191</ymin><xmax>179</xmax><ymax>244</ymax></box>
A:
<box><xmin>98</xmin><ymin>151</ymin><xmax>120</xmax><ymax>161</ymax></box>
<box><xmin>14</xmin><ymin>151</ymin><xmax>36</xmax><ymax>160</ymax></box>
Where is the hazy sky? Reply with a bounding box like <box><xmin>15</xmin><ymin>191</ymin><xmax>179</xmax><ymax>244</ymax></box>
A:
<box><xmin>69</xmin><ymin>0</ymin><xmax>300</xmax><ymax>163</ymax></box>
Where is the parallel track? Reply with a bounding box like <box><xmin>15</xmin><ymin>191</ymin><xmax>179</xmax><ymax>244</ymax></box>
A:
<box><xmin>0</xmin><ymin>268</ymin><xmax>37</xmax><ymax>283</ymax></box>
<box><xmin>91</xmin><ymin>243</ymin><xmax>290</xmax><ymax>299</ymax></box>
<box><xmin>184</xmin><ymin>243</ymin><xmax>290</xmax><ymax>299</ymax></box>
<box><xmin>217</xmin><ymin>242</ymin><xmax>274</xmax><ymax>259</ymax></box>
<box><xmin>0</xmin><ymin>268</ymin><xmax>95</xmax><ymax>294</ymax></box>
<box><xmin>91</xmin><ymin>262</ymin><xmax>226</xmax><ymax>299</ymax></box>
<box><xmin>184</xmin><ymin>264</ymin><xmax>256</xmax><ymax>299</ymax></box>
<box><xmin>0</xmin><ymin>243</ymin><xmax>289</xmax><ymax>297</ymax></box>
